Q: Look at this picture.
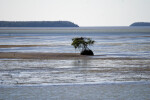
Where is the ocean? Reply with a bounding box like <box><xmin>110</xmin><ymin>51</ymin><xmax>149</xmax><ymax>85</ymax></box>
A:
<box><xmin>0</xmin><ymin>27</ymin><xmax>150</xmax><ymax>99</ymax></box>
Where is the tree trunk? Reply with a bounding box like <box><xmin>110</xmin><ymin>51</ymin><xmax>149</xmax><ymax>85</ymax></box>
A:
<box><xmin>80</xmin><ymin>49</ymin><xmax>94</xmax><ymax>55</ymax></box>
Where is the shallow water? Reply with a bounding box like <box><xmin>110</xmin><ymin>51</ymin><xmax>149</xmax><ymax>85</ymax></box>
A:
<box><xmin>0</xmin><ymin>27</ymin><xmax>150</xmax><ymax>85</ymax></box>
<box><xmin>1</xmin><ymin>82</ymin><xmax>150</xmax><ymax>100</ymax></box>
<box><xmin>0</xmin><ymin>27</ymin><xmax>150</xmax><ymax>58</ymax></box>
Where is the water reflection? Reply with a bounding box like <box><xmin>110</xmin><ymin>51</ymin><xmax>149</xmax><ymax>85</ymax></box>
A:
<box><xmin>73</xmin><ymin>59</ymin><xmax>91</xmax><ymax>67</ymax></box>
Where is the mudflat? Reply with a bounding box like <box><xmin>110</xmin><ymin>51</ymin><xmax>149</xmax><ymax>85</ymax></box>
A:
<box><xmin>0</xmin><ymin>52</ymin><xmax>85</xmax><ymax>59</ymax></box>
<box><xmin>0</xmin><ymin>52</ymin><xmax>149</xmax><ymax>60</ymax></box>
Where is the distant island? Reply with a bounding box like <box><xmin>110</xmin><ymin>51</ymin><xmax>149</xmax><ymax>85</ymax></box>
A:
<box><xmin>0</xmin><ymin>21</ymin><xmax>79</xmax><ymax>27</ymax></box>
<box><xmin>130</xmin><ymin>22</ymin><xmax>150</xmax><ymax>26</ymax></box>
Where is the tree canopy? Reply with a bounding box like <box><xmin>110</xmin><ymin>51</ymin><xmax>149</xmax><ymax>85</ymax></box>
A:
<box><xmin>71</xmin><ymin>37</ymin><xmax>95</xmax><ymax>52</ymax></box>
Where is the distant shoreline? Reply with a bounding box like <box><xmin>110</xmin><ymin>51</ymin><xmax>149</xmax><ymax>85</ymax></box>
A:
<box><xmin>0</xmin><ymin>21</ymin><xmax>79</xmax><ymax>27</ymax></box>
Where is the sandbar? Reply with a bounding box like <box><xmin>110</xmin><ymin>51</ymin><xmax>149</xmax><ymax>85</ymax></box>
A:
<box><xmin>0</xmin><ymin>52</ymin><xmax>149</xmax><ymax>60</ymax></box>
<box><xmin>0</xmin><ymin>52</ymin><xmax>85</xmax><ymax>59</ymax></box>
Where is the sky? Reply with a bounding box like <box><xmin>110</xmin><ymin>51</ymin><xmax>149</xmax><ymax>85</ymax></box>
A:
<box><xmin>0</xmin><ymin>0</ymin><xmax>150</xmax><ymax>26</ymax></box>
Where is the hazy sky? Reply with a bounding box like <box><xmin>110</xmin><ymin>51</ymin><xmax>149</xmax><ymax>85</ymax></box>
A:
<box><xmin>0</xmin><ymin>0</ymin><xmax>150</xmax><ymax>26</ymax></box>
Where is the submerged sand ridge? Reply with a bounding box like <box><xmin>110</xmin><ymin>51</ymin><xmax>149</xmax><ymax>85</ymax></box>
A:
<box><xmin>0</xmin><ymin>45</ymin><xmax>47</xmax><ymax>48</ymax></box>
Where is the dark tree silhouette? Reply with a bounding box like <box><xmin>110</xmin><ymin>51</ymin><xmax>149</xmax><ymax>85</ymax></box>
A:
<box><xmin>0</xmin><ymin>21</ymin><xmax>79</xmax><ymax>27</ymax></box>
<box><xmin>71</xmin><ymin>37</ymin><xmax>95</xmax><ymax>55</ymax></box>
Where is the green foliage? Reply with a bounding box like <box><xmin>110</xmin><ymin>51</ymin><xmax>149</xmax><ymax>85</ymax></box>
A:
<box><xmin>71</xmin><ymin>37</ymin><xmax>95</xmax><ymax>51</ymax></box>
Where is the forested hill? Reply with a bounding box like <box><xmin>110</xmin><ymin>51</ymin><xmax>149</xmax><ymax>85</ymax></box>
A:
<box><xmin>130</xmin><ymin>22</ymin><xmax>150</xmax><ymax>26</ymax></box>
<box><xmin>0</xmin><ymin>21</ymin><xmax>79</xmax><ymax>27</ymax></box>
